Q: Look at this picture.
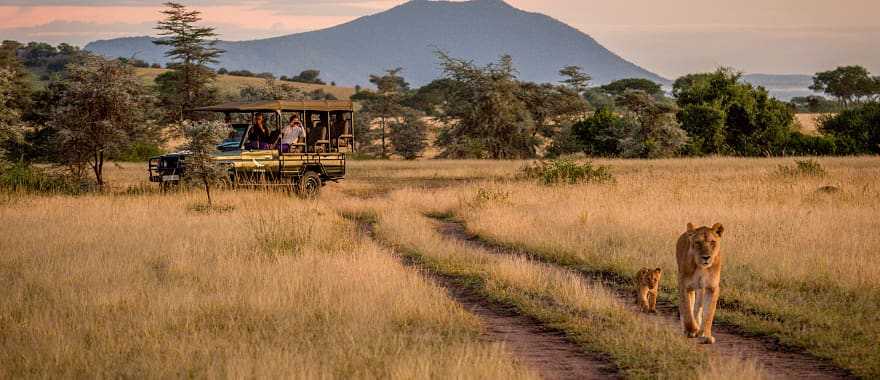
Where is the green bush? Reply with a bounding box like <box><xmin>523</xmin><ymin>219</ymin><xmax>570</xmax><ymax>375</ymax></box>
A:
<box><xmin>785</xmin><ymin>132</ymin><xmax>837</xmax><ymax>155</ymax></box>
<box><xmin>520</xmin><ymin>158</ymin><xmax>613</xmax><ymax>185</ymax></box>
<box><xmin>111</xmin><ymin>142</ymin><xmax>164</xmax><ymax>162</ymax></box>
<box><xmin>818</xmin><ymin>103</ymin><xmax>880</xmax><ymax>154</ymax></box>
<box><xmin>0</xmin><ymin>162</ymin><xmax>85</xmax><ymax>194</ymax></box>
<box><xmin>776</xmin><ymin>159</ymin><xmax>826</xmax><ymax>177</ymax></box>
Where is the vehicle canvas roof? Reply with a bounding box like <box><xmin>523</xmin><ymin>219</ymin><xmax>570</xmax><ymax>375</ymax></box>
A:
<box><xmin>191</xmin><ymin>100</ymin><xmax>354</xmax><ymax>112</ymax></box>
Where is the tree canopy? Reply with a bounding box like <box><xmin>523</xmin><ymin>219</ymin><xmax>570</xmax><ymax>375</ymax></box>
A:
<box><xmin>810</xmin><ymin>66</ymin><xmax>879</xmax><ymax>107</ymax></box>
<box><xmin>153</xmin><ymin>2</ymin><xmax>224</xmax><ymax>120</ymax></box>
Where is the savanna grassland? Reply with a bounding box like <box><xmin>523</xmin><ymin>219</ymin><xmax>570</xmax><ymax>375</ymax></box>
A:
<box><xmin>1</xmin><ymin>157</ymin><xmax>877</xmax><ymax>379</ymax></box>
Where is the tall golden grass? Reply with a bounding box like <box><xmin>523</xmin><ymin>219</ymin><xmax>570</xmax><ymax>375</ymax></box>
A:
<box><xmin>0</xmin><ymin>192</ymin><xmax>533</xmax><ymax>378</ymax></box>
<box><xmin>2</xmin><ymin>156</ymin><xmax>876</xmax><ymax>378</ymax></box>
<box><xmin>431</xmin><ymin>156</ymin><xmax>880</xmax><ymax>377</ymax></box>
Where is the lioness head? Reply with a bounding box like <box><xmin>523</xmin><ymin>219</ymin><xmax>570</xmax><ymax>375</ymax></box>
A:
<box><xmin>686</xmin><ymin>222</ymin><xmax>724</xmax><ymax>268</ymax></box>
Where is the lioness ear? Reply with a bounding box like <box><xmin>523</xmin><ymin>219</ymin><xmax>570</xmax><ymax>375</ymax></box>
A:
<box><xmin>712</xmin><ymin>223</ymin><xmax>724</xmax><ymax>237</ymax></box>
<box><xmin>687</xmin><ymin>222</ymin><xmax>695</xmax><ymax>232</ymax></box>
<box><xmin>655</xmin><ymin>268</ymin><xmax>662</xmax><ymax>274</ymax></box>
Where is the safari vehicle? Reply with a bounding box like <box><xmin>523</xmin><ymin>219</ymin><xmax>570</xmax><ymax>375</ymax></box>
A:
<box><xmin>149</xmin><ymin>100</ymin><xmax>355</xmax><ymax>197</ymax></box>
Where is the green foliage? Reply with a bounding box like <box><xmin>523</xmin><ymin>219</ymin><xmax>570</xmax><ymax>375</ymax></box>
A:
<box><xmin>285</xmin><ymin>69</ymin><xmax>325</xmax><ymax>84</ymax></box>
<box><xmin>153</xmin><ymin>2</ymin><xmax>224</xmax><ymax>121</ymax></box>
<box><xmin>784</xmin><ymin>132</ymin><xmax>837</xmax><ymax>156</ymax></box>
<box><xmin>388</xmin><ymin>110</ymin><xmax>428</xmax><ymax>160</ymax></box>
<box><xmin>810</xmin><ymin>66</ymin><xmax>879</xmax><ymax>107</ymax></box>
<box><xmin>50</xmin><ymin>54</ymin><xmax>158</xmax><ymax>186</ymax></box>
<box><xmin>600</xmin><ymin>78</ymin><xmax>663</xmax><ymax>97</ymax></box>
<box><xmin>673</xmin><ymin>68</ymin><xmax>795</xmax><ymax>156</ymax></box>
<box><xmin>355</xmin><ymin>68</ymin><xmax>412</xmax><ymax>158</ymax></box>
<box><xmin>775</xmin><ymin>159</ymin><xmax>826</xmax><ymax>177</ymax></box>
<box><xmin>818</xmin><ymin>102</ymin><xmax>880</xmax><ymax>154</ymax></box>
<box><xmin>0</xmin><ymin>162</ymin><xmax>84</xmax><ymax>194</ymax></box>
<box><xmin>0</xmin><ymin>41</ymin><xmax>33</xmax><ymax>121</ymax></box>
<box><xmin>789</xmin><ymin>96</ymin><xmax>841</xmax><ymax>113</ymax></box>
<box><xmin>110</xmin><ymin>142</ymin><xmax>165</xmax><ymax>162</ymax></box>
<box><xmin>572</xmin><ymin>107</ymin><xmax>623</xmax><ymax>156</ymax></box>
<box><xmin>434</xmin><ymin>53</ymin><xmax>538</xmax><ymax>159</ymax></box>
<box><xmin>520</xmin><ymin>81</ymin><xmax>589</xmax><ymax>138</ymax></box>
<box><xmin>181</xmin><ymin>120</ymin><xmax>227</xmax><ymax>206</ymax></box>
<box><xmin>558</xmin><ymin>65</ymin><xmax>591</xmax><ymax>94</ymax></box>
<box><xmin>677</xmin><ymin>104</ymin><xmax>726</xmax><ymax>155</ymax></box>
<box><xmin>545</xmin><ymin>125</ymin><xmax>585</xmax><ymax>158</ymax></box>
<box><xmin>520</xmin><ymin>158</ymin><xmax>613</xmax><ymax>185</ymax></box>
<box><xmin>616</xmin><ymin>90</ymin><xmax>687</xmax><ymax>158</ymax></box>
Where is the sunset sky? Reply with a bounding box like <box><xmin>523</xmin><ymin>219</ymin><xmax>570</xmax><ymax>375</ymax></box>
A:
<box><xmin>1</xmin><ymin>0</ymin><xmax>877</xmax><ymax>78</ymax></box>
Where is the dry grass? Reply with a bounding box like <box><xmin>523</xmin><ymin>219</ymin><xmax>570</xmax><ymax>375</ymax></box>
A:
<box><xmin>331</xmin><ymin>191</ymin><xmax>767</xmax><ymax>379</ymax></box>
<box><xmin>0</xmin><ymin>191</ymin><xmax>533</xmax><ymax>378</ymax></box>
<box><xmin>3</xmin><ymin>156</ymin><xmax>876</xmax><ymax>378</ymax></box>
<box><xmin>433</xmin><ymin>156</ymin><xmax>880</xmax><ymax>378</ymax></box>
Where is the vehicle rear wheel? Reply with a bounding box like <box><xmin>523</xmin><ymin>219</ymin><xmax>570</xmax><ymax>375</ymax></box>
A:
<box><xmin>297</xmin><ymin>171</ymin><xmax>322</xmax><ymax>198</ymax></box>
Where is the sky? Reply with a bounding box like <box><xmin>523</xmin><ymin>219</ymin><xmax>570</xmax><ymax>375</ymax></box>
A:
<box><xmin>1</xmin><ymin>0</ymin><xmax>877</xmax><ymax>78</ymax></box>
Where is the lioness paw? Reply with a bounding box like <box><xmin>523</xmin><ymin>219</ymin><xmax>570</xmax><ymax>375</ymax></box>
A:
<box><xmin>699</xmin><ymin>336</ymin><xmax>716</xmax><ymax>344</ymax></box>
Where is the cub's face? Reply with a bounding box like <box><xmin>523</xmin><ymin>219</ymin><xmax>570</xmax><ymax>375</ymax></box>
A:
<box><xmin>648</xmin><ymin>269</ymin><xmax>662</xmax><ymax>288</ymax></box>
<box><xmin>688</xmin><ymin>223</ymin><xmax>724</xmax><ymax>268</ymax></box>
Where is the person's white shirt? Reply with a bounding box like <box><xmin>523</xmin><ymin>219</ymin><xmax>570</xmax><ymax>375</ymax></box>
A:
<box><xmin>281</xmin><ymin>123</ymin><xmax>305</xmax><ymax>145</ymax></box>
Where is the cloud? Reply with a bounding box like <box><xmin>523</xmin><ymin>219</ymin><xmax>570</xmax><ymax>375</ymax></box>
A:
<box><xmin>0</xmin><ymin>19</ymin><xmax>309</xmax><ymax>47</ymax></box>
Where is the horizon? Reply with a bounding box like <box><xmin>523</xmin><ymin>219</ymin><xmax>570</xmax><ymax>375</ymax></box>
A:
<box><xmin>1</xmin><ymin>0</ymin><xmax>878</xmax><ymax>78</ymax></box>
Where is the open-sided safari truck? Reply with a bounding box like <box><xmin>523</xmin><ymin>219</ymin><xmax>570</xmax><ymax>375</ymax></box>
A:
<box><xmin>149</xmin><ymin>100</ymin><xmax>355</xmax><ymax>197</ymax></box>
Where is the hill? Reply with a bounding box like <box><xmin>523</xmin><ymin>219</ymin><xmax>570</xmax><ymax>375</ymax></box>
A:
<box><xmin>742</xmin><ymin>73</ymin><xmax>820</xmax><ymax>101</ymax></box>
<box><xmin>86</xmin><ymin>0</ymin><xmax>665</xmax><ymax>87</ymax></box>
<box><xmin>133</xmin><ymin>68</ymin><xmax>355</xmax><ymax>100</ymax></box>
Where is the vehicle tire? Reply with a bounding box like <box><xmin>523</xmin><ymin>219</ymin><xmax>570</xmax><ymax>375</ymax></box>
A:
<box><xmin>297</xmin><ymin>171</ymin><xmax>322</xmax><ymax>198</ymax></box>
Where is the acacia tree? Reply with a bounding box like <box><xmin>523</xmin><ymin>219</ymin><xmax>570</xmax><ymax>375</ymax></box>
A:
<box><xmin>810</xmin><ymin>66</ymin><xmax>877</xmax><ymax>108</ymax></box>
<box><xmin>181</xmin><ymin>120</ymin><xmax>226</xmax><ymax>205</ymax></box>
<box><xmin>154</xmin><ymin>2</ymin><xmax>224</xmax><ymax>120</ymax></box>
<box><xmin>388</xmin><ymin>108</ymin><xmax>428</xmax><ymax>160</ymax></box>
<box><xmin>616</xmin><ymin>90</ymin><xmax>687</xmax><ymax>158</ymax></box>
<box><xmin>559</xmin><ymin>65</ymin><xmax>591</xmax><ymax>95</ymax></box>
<box><xmin>51</xmin><ymin>55</ymin><xmax>157</xmax><ymax>186</ymax></box>
<box><xmin>358</xmin><ymin>68</ymin><xmax>408</xmax><ymax>158</ymax></box>
<box><xmin>434</xmin><ymin>53</ymin><xmax>537</xmax><ymax>159</ymax></box>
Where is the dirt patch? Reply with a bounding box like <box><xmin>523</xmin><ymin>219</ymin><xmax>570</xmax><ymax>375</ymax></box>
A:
<box><xmin>355</xmin><ymin>219</ymin><xmax>619</xmax><ymax>380</ymax></box>
<box><xmin>433</xmin><ymin>218</ymin><xmax>854</xmax><ymax>380</ymax></box>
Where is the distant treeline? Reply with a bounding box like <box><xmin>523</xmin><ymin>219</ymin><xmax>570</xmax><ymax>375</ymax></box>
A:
<box><xmin>2</xmin><ymin>0</ymin><xmax>879</xmax><ymax>192</ymax></box>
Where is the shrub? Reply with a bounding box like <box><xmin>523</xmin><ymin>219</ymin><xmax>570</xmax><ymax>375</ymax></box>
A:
<box><xmin>0</xmin><ymin>162</ymin><xmax>85</xmax><ymax>194</ymax></box>
<box><xmin>776</xmin><ymin>159</ymin><xmax>826</xmax><ymax>177</ymax></box>
<box><xmin>110</xmin><ymin>142</ymin><xmax>164</xmax><ymax>162</ymax></box>
<box><xmin>785</xmin><ymin>132</ymin><xmax>837</xmax><ymax>156</ymax></box>
<box><xmin>520</xmin><ymin>158</ymin><xmax>613</xmax><ymax>185</ymax></box>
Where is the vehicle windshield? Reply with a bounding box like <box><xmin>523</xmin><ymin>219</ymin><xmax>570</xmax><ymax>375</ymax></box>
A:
<box><xmin>218</xmin><ymin>125</ymin><xmax>248</xmax><ymax>151</ymax></box>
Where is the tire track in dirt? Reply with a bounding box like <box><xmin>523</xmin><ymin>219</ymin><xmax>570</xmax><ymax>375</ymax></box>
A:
<box><xmin>353</xmin><ymin>218</ymin><xmax>620</xmax><ymax>380</ymax></box>
<box><xmin>433</xmin><ymin>217</ymin><xmax>854</xmax><ymax>380</ymax></box>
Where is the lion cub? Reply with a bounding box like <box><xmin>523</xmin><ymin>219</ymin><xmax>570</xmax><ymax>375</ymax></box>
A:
<box><xmin>635</xmin><ymin>267</ymin><xmax>662</xmax><ymax>313</ymax></box>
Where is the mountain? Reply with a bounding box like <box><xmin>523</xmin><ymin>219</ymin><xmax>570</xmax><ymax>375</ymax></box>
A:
<box><xmin>85</xmin><ymin>0</ymin><xmax>665</xmax><ymax>88</ymax></box>
<box><xmin>742</xmin><ymin>74</ymin><xmax>821</xmax><ymax>101</ymax></box>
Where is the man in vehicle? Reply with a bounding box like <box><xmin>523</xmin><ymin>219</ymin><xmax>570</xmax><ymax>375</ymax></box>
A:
<box><xmin>280</xmin><ymin>117</ymin><xmax>306</xmax><ymax>153</ymax></box>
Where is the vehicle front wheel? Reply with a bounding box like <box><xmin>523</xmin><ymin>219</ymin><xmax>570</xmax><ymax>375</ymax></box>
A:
<box><xmin>297</xmin><ymin>171</ymin><xmax>322</xmax><ymax>198</ymax></box>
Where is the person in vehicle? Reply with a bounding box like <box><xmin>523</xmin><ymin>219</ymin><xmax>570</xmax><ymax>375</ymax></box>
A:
<box><xmin>280</xmin><ymin>118</ymin><xmax>306</xmax><ymax>153</ymax></box>
<box><xmin>248</xmin><ymin>113</ymin><xmax>271</xmax><ymax>149</ymax></box>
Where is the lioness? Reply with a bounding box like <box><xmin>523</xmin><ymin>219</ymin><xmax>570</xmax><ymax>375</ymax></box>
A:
<box><xmin>676</xmin><ymin>222</ymin><xmax>724</xmax><ymax>344</ymax></box>
<box><xmin>635</xmin><ymin>267</ymin><xmax>662</xmax><ymax>313</ymax></box>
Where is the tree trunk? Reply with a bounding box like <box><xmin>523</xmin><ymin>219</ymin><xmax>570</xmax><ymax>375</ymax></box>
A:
<box><xmin>381</xmin><ymin>116</ymin><xmax>387</xmax><ymax>159</ymax></box>
<box><xmin>204</xmin><ymin>177</ymin><xmax>212</xmax><ymax>206</ymax></box>
<box><xmin>92</xmin><ymin>150</ymin><xmax>104</xmax><ymax>187</ymax></box>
